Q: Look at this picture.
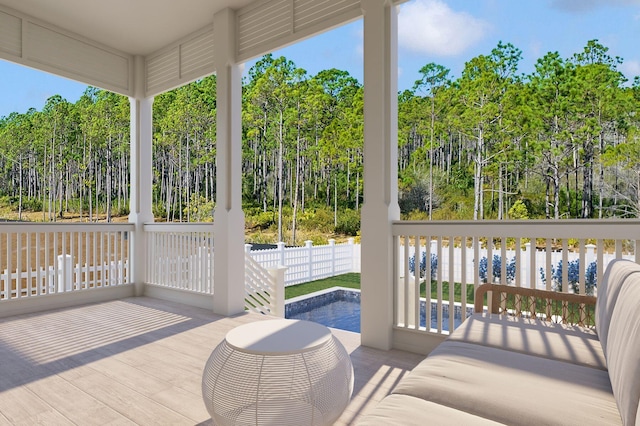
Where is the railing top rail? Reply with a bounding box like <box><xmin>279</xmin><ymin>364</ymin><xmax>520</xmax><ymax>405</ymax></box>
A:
<box><xmin>144</xmin><ymin>222</ymin><xmax>214</xmax><ymax>233</ymax></box>
<box><xmin>392</xmin><ymin>219</ymin><xmax>640</xmax><ymax>240</ymax></box>
<box><xmin>0</xmin><ymin>222</ymin><xmax>135</xmax><ymax>232</ymax></box>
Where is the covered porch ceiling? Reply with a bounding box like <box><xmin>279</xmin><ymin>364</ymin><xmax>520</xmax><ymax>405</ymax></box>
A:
<box><xmin>0</xmin><ymin>0</ymin><xmax>396</xmax><ymax>98</ymax></box>
<box><xmin>0</xmin><ymin>0</ymin><xmax>255</xmax><ymax>57</ymax></box>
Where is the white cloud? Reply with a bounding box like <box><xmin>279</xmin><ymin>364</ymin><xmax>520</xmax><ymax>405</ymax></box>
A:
<box><xmin>620</xmin><ymin>59</ymin><xmax>640</xmax><ymax>78</ymax></box>
<box><xmin>398</xmin><ymin>0</ymin><xmax>490</xmax><ymax>57</ymax></box>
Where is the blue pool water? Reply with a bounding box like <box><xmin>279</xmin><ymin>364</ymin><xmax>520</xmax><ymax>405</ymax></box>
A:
<box><xmin>288</xmin><ymin>299</ymin><xmax>361</xmax><ymax>332</ymax></box>
<box><xmin>285</xmin><ymin>288</ymin><xmax>470</xmax><ymax>333</ymax></box>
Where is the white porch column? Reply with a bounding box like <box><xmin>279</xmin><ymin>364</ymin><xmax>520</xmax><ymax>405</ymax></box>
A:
<box><xmin>360</xmin><ymin>0</ymin><xmax>400</xmax><ymax>350</ymax></box>
<box><xmin>213</xmin><ymin>8</ymin><xmax>245</xmax><ymax>315</ymax></box>
<box><xmin>128</xmin><ymin>55</ymin><xmax>154</xmax><ymax>296</ymax></box>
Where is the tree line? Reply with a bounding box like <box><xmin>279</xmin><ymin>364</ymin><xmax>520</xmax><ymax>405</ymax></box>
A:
<box><xmin>0</xmin><ymin>40</ymin><xmax>639</xmax><ymax>243</ymax></box>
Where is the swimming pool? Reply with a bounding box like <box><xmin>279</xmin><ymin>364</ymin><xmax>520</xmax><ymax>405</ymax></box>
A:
<box><xmin>286</xmin><ymin>288</ymin><xmax>361</xmax><ymax>332</ymax></box>
<box><xmin>285</xmin><ymin>287</ymin><xmax>472</xmax><ymax>333</ymax></box>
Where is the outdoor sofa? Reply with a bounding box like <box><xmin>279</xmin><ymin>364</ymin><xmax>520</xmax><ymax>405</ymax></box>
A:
<box><xmin>358</xmin><ymin>258</ymin><xmax>640</xmax><ymax>425</ymax></box>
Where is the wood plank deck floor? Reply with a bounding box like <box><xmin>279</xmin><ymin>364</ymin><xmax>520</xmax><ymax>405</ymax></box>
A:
<box><xmin>0</xmin><ymin>297</ymin><xmax>423</xmax><ymax>425</ymax></box>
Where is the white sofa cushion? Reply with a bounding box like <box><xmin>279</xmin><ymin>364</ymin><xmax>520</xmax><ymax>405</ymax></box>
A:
<box><xmin>393</xmin><ymin>341</ymin><xmax>621</xmax><ymax>425</ymax></box>
<box><xmin>356</xmin><ymin>394</ymin><xmax>503</xmax><ymax>425</ymax></box>
<box><xmin>449</xmin><ymin>313</ymin><xmax>605</xmax><ymax>370</ymax></box>
<box><xmin>595</xmin><ymin>259</ymin><xmax>640</xmax><ymax>353</ymax></box>
<box><xmin>605</xmin><ymin>274</ymin><xmax>640</xmax><ymax>425</ymax></box>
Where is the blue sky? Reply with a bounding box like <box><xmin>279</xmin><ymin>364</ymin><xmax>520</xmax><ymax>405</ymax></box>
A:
<box><xmin>1</xmin><ymin>0</ymin><xmax>639</xmax><ymax>118</ymax></box>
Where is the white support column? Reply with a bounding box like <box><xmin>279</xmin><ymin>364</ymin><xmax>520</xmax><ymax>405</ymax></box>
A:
<box><xmin>129</xmin><ymin>55</ymin><xmax>154</xmax><ymax>296</ymax></box>
<box><xmin>360</xmin><ymin>0</ymin><xmax>400</xmax><ymax>350</ymax></box>
<box><xmin>213</xmin><ymin>8</ymin><xmax>246</xmax><ymax>316</ymax></box>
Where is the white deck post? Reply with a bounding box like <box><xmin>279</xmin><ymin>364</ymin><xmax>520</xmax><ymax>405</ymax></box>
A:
<box><xmin>128</xmin><ymin>55</ymin><xmax>154</xmax><ymax>296</ymax></box>
<box><xmin>360</xmin><ymin>0</ymin><xmax>400</xmax><ymax>350</ymax></box>
<box><xmin>213</xmin><ymin>8</ymin><xmax>245</xmax><ymax>316</ymax></box>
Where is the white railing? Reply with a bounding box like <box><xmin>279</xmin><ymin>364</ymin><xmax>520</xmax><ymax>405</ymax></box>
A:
<box><xmin>145</xmin><ymin>223</ymin><xmax>214</xmax><ymax>294</ymax></box>
<box><xmin>393</xmin><ymin>219</ymin><xmax>640</xmax><ymax>336</ymax></box>
<box><xmin>249</xmin><ymin>238</ymin><xmax>359</xmax><ymax>286</ymax></box>
<box><xmin>244</xmin><ymin>251</ymin><xmax>286</xmax><ymax>316</ymax></box>
<box><xmin>0</xmin><ymin>222</ymin><xmax>133</xmax><ymax>301</ymax></box>
<box><xmin>144</xmin><ymin>222</ymin><xmax>356</xmax><ymax>314</ymax></box>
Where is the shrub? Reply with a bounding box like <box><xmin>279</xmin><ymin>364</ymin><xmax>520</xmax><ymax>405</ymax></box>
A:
<box><xmin>247</xmin><ymin>211</ymin><xmax>275</xmax><ymax>230</ymax></box>
<box><xmin>408</xmin><ymin>251</ymin><xmax>438</xmax><ymax>280</ymax></box>
<box><xmin>539</xmin><ymin>259</ymin><xmax>597</xmax><ymax>295</ymax></box>
<box><xmin>298</xmin><ymin>209</ymin><xmax>334</xmax><ymax>233</ymax></box>
<box><xmin>153</xmin><ymin>203</ymin><xmax>167</xmax><ymax>220</ymax></box>
<box><xmin>22</xmin><ymin>197</ymin><xmax>43</xmax><ymax>211</ymax></box>
<box><xmin>508</xmin><ymin>200</ymin><xmax>529</xmax><ymax>219</ymax></box>
<box><xmin>479</xmin><ymin>255</ymin><xmax>516</xmax><ymax>283</ymax></box>
<box><xmin>334</xmin><ymin>209</ymin><xmax>360</xmax><ymax>236</ymax></box>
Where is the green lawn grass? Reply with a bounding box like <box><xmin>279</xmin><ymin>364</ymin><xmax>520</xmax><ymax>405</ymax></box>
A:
<box><xmin>285</xmin><ymin>273</ymin><xmax>361</xmax><ymax>299</ymax></box>
<box><xmin>422</xmin><ymin>281</ymin><xmax>476</xmax><ymax>304</ymax></box>
<box><xmin>284</xmin><ymin>272</ymin><xmax>475</xmax><ymax>304</ymax></box>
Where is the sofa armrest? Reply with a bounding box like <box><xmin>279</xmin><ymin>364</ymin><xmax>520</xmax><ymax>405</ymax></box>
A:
<box><xmin>474</xmin><ymin>284</ymin><xmax>597</xmax><ymax>328</ymax></box>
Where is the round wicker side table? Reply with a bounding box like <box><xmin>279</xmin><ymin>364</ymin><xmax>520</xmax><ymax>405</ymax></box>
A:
<box><xmin>202</xmin><ymin>319</ymin><xmax>354</xmax><ymax>426</ymax></box>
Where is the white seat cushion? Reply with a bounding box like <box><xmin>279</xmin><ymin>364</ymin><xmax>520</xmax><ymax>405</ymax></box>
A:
<box><xmin>393</xmin><ymin>341</ymin><xmax>621</xmax><ymax>425</ymax></box>
<box><xmin>450</xmin><ymin>313</ymin><xmax>606</xmax><ymax>369</ymax></box>
<box><xmin>356</xmin><ymin>394</ymin><xmax>503</xmax><ymax>426</ymax></box>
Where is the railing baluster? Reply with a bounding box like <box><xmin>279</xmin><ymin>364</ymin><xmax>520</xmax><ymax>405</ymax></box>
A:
<box><xmin>473</xmin><ymin>236</ymin><xmax>479</xmax><ymax>299</ymax></box>
<box><xmin>579</xmin><ymin>239</ymin><xmax>586</xmax><ymax>295</ymax></box>
<box><xmin>403</xmin><ymin>235</ymin><xmax>409</xmax><ymax>328</ymax></box>
<box><xmin>529</xmin><ymin>237</ymin><xmax>536</xmax><ymax>290</ymax></box>
<box><xmin>16</xmin><ymin>232</ymin><xmax>22</xmax><ymax>298</ymax></box>
<box><xmin>413</xmin><ymin>236</ymin><xmax>420</xmax><ymax>330</ymax></box>
<box><xmin>7</xmin><ymin>232</ymin><xmax>12</xmax><ymax>300</ymax></box>
<box><xmin>461</xmin><ymin>236</ymin><xmax>467</xmax><ymax>324</ymax></box>
<box><xmin>562</xmin><ymin>240</ymin><xmax>569</xmax><ymax>293</ymax></box>
<box><xmin>26</xmin><ymin>232</ymin><xmax>32</xmax><ymax>296</ymax></box>
<box><xmin>500</xmin><ymin>238</ymin><xmax>507</xmax><ymax>286</ymax></box>
<box><xmin>515</xmin><ymin>237</ymin><xmax>521</xmax><ymax>288</ymax></box>
<box><xmin>426</xmin><ymin>237</ymin><xmax>433</xmax><ymax>330</ymax></box>
<box><xmin>448</xmin><ymin>236</ymin><xmax>455</xmax><ymax>333</ymax></box>
<box><xmin>487</xmin><ymin>236</ymin><xmax>493</xmax><ymax>283</ymax></box>
<box><xmin>545</xmin><ymin>239</ymin><xmax>552</xmax><ymax>292</ymax></box>
<box><xmin>436</xmin><ymin>236</ymin><xmax>443</xmax><ymax>333</ymax></box>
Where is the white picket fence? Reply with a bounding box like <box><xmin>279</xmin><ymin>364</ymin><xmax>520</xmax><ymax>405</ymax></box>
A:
<box><xmin>248</xmin><ymin>238</ymin><xmax>360</xmax><ymax>286</ymax></box>
<box><xmin>1</xmin><ymin>256</ymin><xmax>129</xmax><ymax>300</ymax></box>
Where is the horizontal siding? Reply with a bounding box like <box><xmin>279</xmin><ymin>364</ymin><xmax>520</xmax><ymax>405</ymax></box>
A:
<box><xmin>294</xmin><ymin>0</ymin><xmax>360</xmax><ymax>32</ymax></box>
<box><xmin>238</xmin><ymin>0</ymin><xmax>291</xmax><ymax>58</ymax></box>
<box><xmin>180</xmin><ymin>30</ymin><xmax>215</xmax><ymax>78</ymax></box>
<box><xmin>25</xmin><ymin>22</ymin><xmax>129</xmax><ymax>92</ymax></box>
<box><xmin>0</xmin><ymin>10</ymin><xmax>21</xmax><ymax>57</ymax></box>
<box><xmin>146</xmin><ymin>47</ymin><xmax>179</xmax><ymax>94</ymax></box>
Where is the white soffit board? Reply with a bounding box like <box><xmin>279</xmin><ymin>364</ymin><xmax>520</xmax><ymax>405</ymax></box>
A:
<box><xmin>25</xmin><ymin>22</ymin><xmax>130</xmax><ymax>93</ymax></box>
<box><xmin>0</xmin><ymin>9</ymin><xmax>21</xmax><ymax>57</ymax></box>
<box><xmin>0</xmin><ymin>5</ymin><xmax>132</xmax><ymax>95</ymax></box>
<box><xmin>236</xmin><ymin>0</ymin><xmax>407</xmax><ymax>63</ymax></box>
<box><xmin>146</xmin><ymin>26</ymin><xmax>215</xmax><ymax>97</ymax></box>
<box><xmin>236</xmin><ymin>0</ymin><xmax>362</xmax><ymax>62</ymax></box>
